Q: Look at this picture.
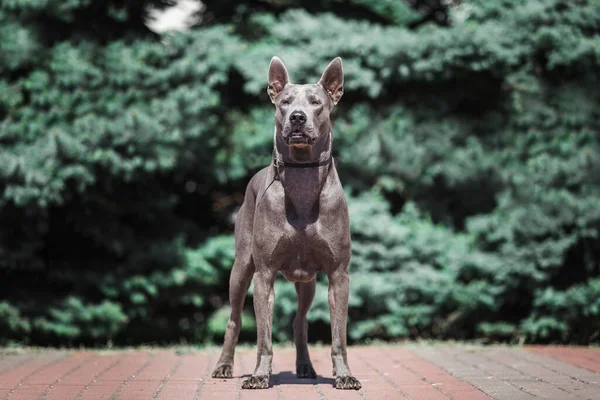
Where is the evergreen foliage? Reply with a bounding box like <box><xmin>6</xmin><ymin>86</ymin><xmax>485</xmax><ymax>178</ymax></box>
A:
<box><xmin>1</xmin><ymin>0</ymin><xmax>599</xmax><ymax>345</ymax></box>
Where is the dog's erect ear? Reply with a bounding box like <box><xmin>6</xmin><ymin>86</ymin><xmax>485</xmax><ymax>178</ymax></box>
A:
<box><xmin>318</xmin><ymin>57</ymin><xmax>344</xmax><ymax>105</ymax></box>
<box><xmin>267</xmin><ymin>56</ymin><xmax>290</xmax><ymax>103</ymax></box>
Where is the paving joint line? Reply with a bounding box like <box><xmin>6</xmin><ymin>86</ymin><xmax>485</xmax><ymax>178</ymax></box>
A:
<box><xmin>74</xmin><ymin>353</ymin><xmax>125</xmax><ymax>400</ymax></box>
<box><xmin>358</xmin><ymin>376</ymin><xmax>368</xmax><ymax>400</ymax></box>
<box><xmin>447</xmin><ymin>349</ymin><xmax>542</xmax><ymax>399</ymax></box>
<box><xmin>559</xmin><ymin>353</ymin><xmax>600</xmax><ymax>373</ymax></box>
<box><xmin>522</xmin><ymin>350</ymin><xmax>600</xmax><ymax>382</ymax></box>
<box><xmin>5</xmin><ymin>352</ymin><xmax>70</xmax><ymax>400</ymax></box>
<box><xmin>520</xmin><ymin>350</ymin><xmax>600</xmax><ymax>387</ymax></box>
<box><xmin>349</xmin><ymin>351</ymin><xmax>368</xmax><ymax>400</ymax></box>
<box><xmin>381</xmin><ymin>348</ymin><xmax>451</xmax><ymax>400</ymax></box>
<box><xmin>152</xmin><ymin>355</ymin><xmax>183</xmax><ymax>399</ymax></box>
<box><xmin>305</xmin><ymin>351</ymin><xmax>325</xmax><ymax>400</ymax></box>
<box><xmin>479</xmin><ymin>350</ymin><xmax>579</xmax><ymax>398</ymax></box>
<box><xmin>40</xmin><ymin>353</ymin><xmax>97</xmax><ymax>400</ymax></box>
<box><xmin>193</xmin><ymin>351</ymin><xmax>214</xmax><ymax>400</ymax></box>
<box><xmin>234</xmin><ymin>351</ymin><xmax>244</xmax><ymax>400</ymax></box>
<box><xmin>272</xmin><ymin>359</ymin><xmax>283</xmax><ymax>400</ymax></box>
<box><xmin>401</xmin><ymin>363</ymin><xmax>452</xmax><ymax>399</ymax></box>
<box><xmin>544</xmin><ymin>348</ymin><xmax>600</xmax><ymax>366</ymax></box>
<box><xmin>313</xmin><ymin>381</ymin><xmax>326</xmax><ymax>400</ymax></box>
<box><xmin>571</xmin><ymin>352</ymin><xmax>600</xmax><ymax>366</ymax></box>
<box><xmin>355</xmin><ymin>350</ymin><xmax>409</xmax><ymax>400</ymax></box>
<box><xmin>109</xmin><ymin>354</ymin><xmax>153</xmax><ymax>400</ymax></box>
<box><xmin>416</xmin><ymin>348</ymin><xmax>530</xmax><ymax>399</ymax></box>
<box><xmin>312</xmin><ymin>355</ymin><xmax>326</xmax><ymax>400</ymax></box>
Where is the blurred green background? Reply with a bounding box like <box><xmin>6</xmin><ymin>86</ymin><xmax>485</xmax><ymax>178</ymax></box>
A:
<box><xmin>1</xmin><ymin>0</ymin><xmax>599</xmax><ymax>347</ymax></box>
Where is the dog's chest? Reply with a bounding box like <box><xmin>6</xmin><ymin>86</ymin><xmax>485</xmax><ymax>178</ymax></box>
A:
<box><xmin>254</xmin><ymin>188</ymin><xmax>335</xmax><ymax>279</ymax></box>
<box><xmin>251</xmin><ymin>166</ymin><xmax>350</xmax><ymax>279</ymax></box>
<box><xmin>278</xmin><ymin>226</ymin><xmax>330</xmax><ymax>282</ymax></box>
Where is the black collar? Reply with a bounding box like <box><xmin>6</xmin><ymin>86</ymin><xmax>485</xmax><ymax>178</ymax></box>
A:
<box><xmin>272</xmin><ymin>150</ymin><xmax>333</xmax><ymax>168</ymax></box>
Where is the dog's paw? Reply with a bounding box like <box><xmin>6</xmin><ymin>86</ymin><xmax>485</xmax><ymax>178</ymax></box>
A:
<box><xmin>242</xmin><ymin>375</ymin><xmax>270</xmax><ymax>389</ymax></box>
<box><xmin>212</xmin><ymin>364</ymin><xmax>233</xmax><ymax>378</ymax></box>
<box><xmin>296</xmin><ymin>362</ymin><xmax>317</xmax><ymax>379</ymax></box>
<box><xmin>335</xmin><ymin>375</ymin><xmax>362</xmax><ymax>390</ymax></box>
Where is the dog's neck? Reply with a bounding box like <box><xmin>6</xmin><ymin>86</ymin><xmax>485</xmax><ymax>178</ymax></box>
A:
<box><xmin>273</xmin><ymin>130</ymin><xmax>333</xmax><ymax>224</ymax></box>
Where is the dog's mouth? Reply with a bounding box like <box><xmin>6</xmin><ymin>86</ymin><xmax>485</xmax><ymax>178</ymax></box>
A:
<box><xmin>286</xmin><ymin>131</ymin><xmax>316</xmax><ymax>145</ymax></box>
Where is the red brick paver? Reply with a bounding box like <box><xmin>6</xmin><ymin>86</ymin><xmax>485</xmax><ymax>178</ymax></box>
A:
<box><xmin>1</xmin><ymin>345</ymin><xmax>599</xmax><ymax>399</ymax></box>
<box><xmin>527</xmin><ymin>345</ymin><xmax>600</xmax><ymax>374</ymax></box>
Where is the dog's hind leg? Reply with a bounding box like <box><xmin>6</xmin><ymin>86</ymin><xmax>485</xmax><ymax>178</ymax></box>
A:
<box><xmin>294</xmin><ymin>278</ymin><xmax>317</xmax><ymax>379</ymax></box>
<box><xmin>212</xmin><ymin>256</ymin><xmax>255</xmax><ymax>378</ymax></box>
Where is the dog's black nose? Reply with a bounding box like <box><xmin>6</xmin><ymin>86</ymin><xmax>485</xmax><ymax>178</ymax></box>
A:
<box><xmin>289</xmin><ymin>111</ymin><xmax>307</xmax><ymax>125</ymax></box>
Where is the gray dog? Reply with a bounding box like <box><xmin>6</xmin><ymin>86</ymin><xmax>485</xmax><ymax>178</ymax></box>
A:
<box><xmin>212</xmin><ymin>56</ymin><xmax>361</xmax><ymax>390</ymax></box>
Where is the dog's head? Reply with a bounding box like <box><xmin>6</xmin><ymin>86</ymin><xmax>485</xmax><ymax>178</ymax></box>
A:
<box><xmin>268</xmin><ymin>57</ymin><xmax>344</xmax><ymax>149</ymax></box>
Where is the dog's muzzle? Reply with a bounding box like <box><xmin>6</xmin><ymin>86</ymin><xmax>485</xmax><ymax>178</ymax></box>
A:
<box><xmin>286</xmin><ymin>131</ymin><xmax>317</xmax><ymax>145</ymax></box>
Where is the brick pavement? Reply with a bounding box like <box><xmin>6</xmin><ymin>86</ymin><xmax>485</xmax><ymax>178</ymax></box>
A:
<box><xmin>0</xmin><ymin>345</ymin><xmax>598</xmax><ymax>399</ymax></box>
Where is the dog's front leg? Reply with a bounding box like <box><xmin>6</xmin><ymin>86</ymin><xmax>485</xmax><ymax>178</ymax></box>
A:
<box><xmin>328</xmin><ymin>268</ymin><xmax>362</xmax><ymax>390</ymax></box>
<box><xmin>242</xmin><ymin>269</ymin><xmax>276</xmax><ymax>389</ymax></box>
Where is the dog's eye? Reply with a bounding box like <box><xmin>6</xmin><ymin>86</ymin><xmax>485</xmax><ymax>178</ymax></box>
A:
<box><xmin>281</xmin><ymin>100</ymin><xmax>290</xmax><ymax>105</ymax></box>
<box><xmin>311</xmin><ymin>100</ymin><xmax>321</xmax><ymax>106</ymax></box>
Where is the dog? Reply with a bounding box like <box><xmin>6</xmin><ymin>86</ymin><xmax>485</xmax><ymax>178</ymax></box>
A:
<box><xmin>211</xmin><ymin>56</ymin><xmax>361</xmax><ymax>390</ymax></box>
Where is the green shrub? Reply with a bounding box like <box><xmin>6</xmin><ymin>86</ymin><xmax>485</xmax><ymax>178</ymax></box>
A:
<box><xmin>521</xmin><ymin>279</ymin><xmax>600</xmax><ymax>343</ymax></box>
<box><xmin>1</xmin><ymin>0</ymin><xmax>599</xmax><ymax>345</ymax></box>
<box><xmin>33</xmin><ymin>298</ymin><xmax>128</xmax><ymax>343</ymax></box>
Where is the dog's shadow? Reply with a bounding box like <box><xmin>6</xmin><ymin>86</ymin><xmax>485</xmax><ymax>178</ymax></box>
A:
<box><xmin>240</xmin><ymin>371</ymin><xmax>336</xmax><ymax>387</ymax></box>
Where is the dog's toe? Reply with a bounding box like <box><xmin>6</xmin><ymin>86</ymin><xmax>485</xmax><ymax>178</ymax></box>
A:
<box><xmin>242</xmin><ymin>375</ymin><xmax>270</xmax><ymax>389</ymax></box>
<box><xmin>335</xmin><ymin>376</ymin><xmax>362</xmax><ymax>390</ymax></box>
<box><xmin>212</xmin><ymin>364</ymin><xmax>233</xmax><ymax>378</ymax></box>
<box><xmin>296</xmin><ymin>363</ymin><xmax>317</xmax><ymax>379</ymax></box>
